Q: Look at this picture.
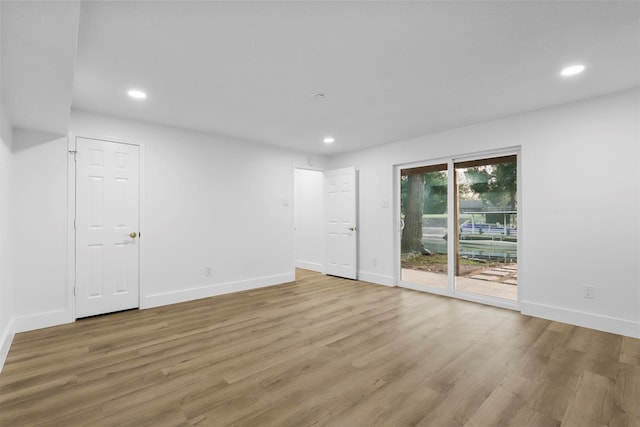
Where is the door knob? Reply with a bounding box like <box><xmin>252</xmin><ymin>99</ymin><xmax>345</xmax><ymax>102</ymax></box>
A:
<box><xmin>129</xmin><ymin>232</ymin><xmax>137</xmax><ymax>238</ymax></box>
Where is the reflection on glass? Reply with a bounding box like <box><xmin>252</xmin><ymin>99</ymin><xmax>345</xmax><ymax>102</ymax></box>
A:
<box><xmin>400</xmin><ymin>164</ymin><xmax>448</xmax><ymax>288</ymax></box>
<box><xmin>454</xmin><ymin>156</ymin><xmax>517</xmax><ymax>300</ymax></box>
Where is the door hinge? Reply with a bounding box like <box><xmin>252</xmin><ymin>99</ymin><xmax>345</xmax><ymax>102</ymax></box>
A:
<box><xmin>73</xmin><ymin>219</ymin><xmax>77</xmax><ymax>229</ymax></box>
<box><xmin>68</xmin><ymin>150</ymin><xmax>77</xmax><ymax>161</ymax></box>
<box><xmin>73</xmin><ymin>286</ymin><xmax>76</xmax><ymax>296</ymax></box>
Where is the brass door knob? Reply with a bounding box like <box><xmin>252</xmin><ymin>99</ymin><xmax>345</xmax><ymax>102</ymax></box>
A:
<box><xmin>129</xmin><ymin>232</ymin><xmax>137</xmax><ymax>238</ymax></box>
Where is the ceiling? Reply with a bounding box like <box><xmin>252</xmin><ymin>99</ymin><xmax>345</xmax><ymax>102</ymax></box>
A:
<box><xmin>1</xmin><ymin>1</ymin><xmax>80</xmax><ymax>137</ymax></box>
<box><xmin>2</xmin><ymin>1</ymin><xmax>639</xmax><ymax>155</ymax></box>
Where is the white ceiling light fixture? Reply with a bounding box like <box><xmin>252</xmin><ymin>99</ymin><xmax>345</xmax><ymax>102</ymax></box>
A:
<box><xmin>127</xmin><ymin>89</ymin><xmax>147</xmax><ymax>99</ymax></box>
<box><xmin>323</xmin><ymin>136</ymin><xmax>335</xmax><ymax>144</ymax></box>
<box><xmin>560</xmin><ymin>64</ymin><xmax>586</xmax><ymax>77</ymax></box>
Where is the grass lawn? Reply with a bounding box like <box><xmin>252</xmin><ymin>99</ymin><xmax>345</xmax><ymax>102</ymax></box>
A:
<box><xmin>401</xmin><ymin>253</ymin><xmax>501</xmax><ymax>275</ymax></box>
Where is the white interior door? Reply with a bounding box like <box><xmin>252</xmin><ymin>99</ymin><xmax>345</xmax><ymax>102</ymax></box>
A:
<box><xmin>75</xmin><ymin>138</ymin><xmax>140</xmax><ymax>318</ymax></box>
<box><xmin>324</xmin><ymin>167</ymin><xmax>358</xmax><ymax>279</ymax></box>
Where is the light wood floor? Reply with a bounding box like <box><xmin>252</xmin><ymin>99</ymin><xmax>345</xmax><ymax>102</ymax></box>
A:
<box><xmin>1</xmin><ymin>269</ymin><xmax>639</xmax><ymax>426</ymax></box>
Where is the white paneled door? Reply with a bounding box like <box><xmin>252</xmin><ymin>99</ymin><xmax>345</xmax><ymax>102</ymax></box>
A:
<box><xmin>75</xmin><ymin>138</ymin><xmax>140</xmax><ymax>318</ymax></box>
<box><xmin>324</xmin><ymin>167</ymin><xmax>358</xmax><ymax>279</ymax></box>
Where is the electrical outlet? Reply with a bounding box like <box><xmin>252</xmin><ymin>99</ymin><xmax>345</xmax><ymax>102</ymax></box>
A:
<box><xmin>583</xmin><ymin>285</ymin><xmax>595</xmax><ymax>299</ymax></box>
<box><xmin>372</xmin><ymin>258</ymin><xmax>378</xmax><ymax>267</ymax></box>
<box><xmin>205</xmin><ymin>267</ymin><xmax>212</xmax><ymax>277</ymax></box>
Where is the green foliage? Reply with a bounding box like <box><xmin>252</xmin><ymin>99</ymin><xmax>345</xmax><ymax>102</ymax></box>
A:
<box><xmin>423</xmin><ymin>171</ymin><xmax>447</xmax><ymax>214</ymax></box>
<box><xmin>400</xmin><ymin>171</ymin><xmax>448</xmax><ymax>215</ymax></box>
<box><xmin>462</xmin><ymin>162</ymin><xmax>517</xmax><ymax>209</ymax></box>
<box><xmin>401</xmin><ymin>254</ymin><xmax>487</xmax><ymax>267</ymax></box>
<box><xmin>402</xmin><ymin>162</ymin><xmax>516</xmax><ymax>214</ymax></box>
<box><xmin>464</xmin><ymin>168</ymin><xmax>491</xmax><ymax>194</ymax></box>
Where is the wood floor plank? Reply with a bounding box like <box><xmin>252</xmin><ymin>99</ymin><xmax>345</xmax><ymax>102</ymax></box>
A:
<box><xmin>1</xmin><ymin>269</ymin><xmax>639</xmax><ymax>426</ymax></box>
<box><xmin>560</xmin><ymin>370</ymin><xmax>618</xmax><ymax>427</ymax></box>
<box><xmin>463</xmin><ymin>386</ymin><xmax>531</xmax><ymax>427</ymax></box>
<box><xmin>619</xmin><ymin>336</ymin><xmax>640</xmax><ymax>366</ymax></box>
<box><xmin>612</xmin><ymin>363</ymin><xmax>640</xmax><ymax>426</ymax></box>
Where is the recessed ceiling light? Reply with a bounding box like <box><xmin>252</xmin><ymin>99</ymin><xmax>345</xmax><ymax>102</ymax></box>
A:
<box><xmin>560</xmin><ymin>64</ymin><xmax>585</xmax><ymax>77</ymax></box>
<box><xmin>127</xmin><ymin>89</ymin><xmax>147</xmax><ymax>99</ymax></box>
<box><xmin>323</xmin><ymin>136</ymin><xmax>335</xmax><ymax>144</ymax></box>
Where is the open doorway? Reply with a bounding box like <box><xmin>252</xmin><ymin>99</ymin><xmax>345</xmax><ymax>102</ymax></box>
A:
<box><xmin>294</xmin><ymin>166</ymin><xmax>359</xmax><ymax>280</ymax></box>
<box><xmin>294</xmin><ymin>168</ymin><xmax>324</xmax><ymax>273</ymax></box>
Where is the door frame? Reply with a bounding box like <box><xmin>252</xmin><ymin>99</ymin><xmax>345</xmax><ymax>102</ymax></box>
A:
<box><xmin>66</xmin><ymin>133</ymin><xmax>146</xmax><ymax>320</ymax></box>
<box><xmin>394</xmin><ymin>146</ymin><xmax>521</xmax><ymax>311</ymax></box>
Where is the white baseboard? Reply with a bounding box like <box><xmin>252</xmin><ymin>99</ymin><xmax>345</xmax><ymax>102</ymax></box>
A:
<box><xmin>142</xmin><ymin>272</ymin><xmax>296</xmax><ymax>309</ymax></box>
<box><xmin>11</xmin><ymin>308</ymin><xmax>73</xmax><ymax>334</ymax></box>
<box><xmin>358</xmin><ymin>271</ymin><xmax>396</xmax><ymax>287</ymax></box>
<box><xmin>521</xmin><ymin>300</ymin><xmax>640</xmax><ymax>338</ymax></box>
<box><xmin>295</xmin><ymin>261</ymin><xmax>323</xmax><ymax>272</ymax></box>
<box><xmin>0</xmin><ymin>318</ymin><xmax>14</xmax><ymax>373</ymax></box>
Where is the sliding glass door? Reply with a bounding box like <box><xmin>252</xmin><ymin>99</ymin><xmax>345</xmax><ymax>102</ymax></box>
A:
<box><xmin>400</xmin><ymin>164</ymin><xmax>448</xmax><ymax>288</ymax></box>
<box><xmin>454</xmin><ymin>156</ymin><xmax>517</xmax><ymax>300</ymax></box>
<box><xmin>399</xmin><ymin>152</ymin><xmax>518</xmax><ymax>305</ymax></box>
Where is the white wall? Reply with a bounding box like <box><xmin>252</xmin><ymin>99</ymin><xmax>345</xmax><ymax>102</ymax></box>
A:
<box><xmin>0</xmin><ymin>106</ymin><xmax>15</xmax><ymax>369</ymax></box>
<box><xmin>3</xmin><ymin>89</ymin><xmax>638</xmax><ymax>368</ymax></box>
<box><xmin>2</xmin><ymin>108</ymin><xmax>328</xmax><ymax>370</ymax></box>
<box><xmin>11</xmin><ymin>129</ymin><xmax>69</xmax><ymax>332</ymax></box>
<box><xmin>329</xmin><ymin>89</ymin><xmax>640</xmax><ymax>338</ymax></box>
<box><xmin>294</xmin><ymin>168</ymin><xmax>324</xmax><ymax>271</ymax></box>
<box><xmin>70</xmin><ymin>110</ymin><xmax>327</xmax><ymax>308</ymax></box>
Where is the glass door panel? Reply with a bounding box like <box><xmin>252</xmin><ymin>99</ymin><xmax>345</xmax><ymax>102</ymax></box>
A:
<box><xmin>454</xmin><ymin>156</ymin><xmax>517</xmax><ymax>300</ymax></box>
<box><xmin>400</xmin><ymin>164</ymin><xmax>448</xmax><ymax>288</ymax></box>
